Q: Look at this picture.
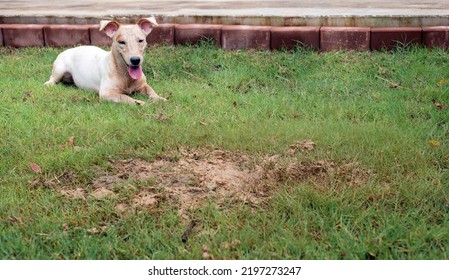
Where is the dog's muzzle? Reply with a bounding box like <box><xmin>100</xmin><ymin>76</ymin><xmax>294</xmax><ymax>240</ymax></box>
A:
<box><xmin>130</xmin><ymin>56</ymin><xmax>141</xmax><ymax>66</ymax></box>
<box><xmin>120</xmin><ymin>54</ymin><xmax>143</xmax><ymax>80</ymax></box>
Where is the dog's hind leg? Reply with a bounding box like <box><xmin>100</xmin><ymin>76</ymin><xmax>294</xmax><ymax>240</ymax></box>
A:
<box><xmin>44</xmin><ymin>59</ymin><xmax>69</xmax><ymax>87</ymax></box>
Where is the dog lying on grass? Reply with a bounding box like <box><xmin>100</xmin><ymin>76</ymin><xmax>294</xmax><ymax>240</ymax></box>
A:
<box><xmin>44</xmin><ymin>17</ymin><xmax>165</xmax><ymax>105</ymax></box>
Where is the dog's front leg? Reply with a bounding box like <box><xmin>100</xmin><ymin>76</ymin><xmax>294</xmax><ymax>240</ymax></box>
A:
<box><xmin>140</xmin><ymin>84</ymin><xmax>166</xmax><ymax>101</ymax></box>
<box><xmin>100</xmin><ymin>89</ymin><xmax>146</xmax><ymax>105</ymax></box>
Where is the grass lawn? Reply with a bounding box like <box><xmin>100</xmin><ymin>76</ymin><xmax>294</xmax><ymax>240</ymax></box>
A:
<box><xmin>0</xmin><ymin>44</ymin><xmax>448</xmax><ymax>259</ymax></box>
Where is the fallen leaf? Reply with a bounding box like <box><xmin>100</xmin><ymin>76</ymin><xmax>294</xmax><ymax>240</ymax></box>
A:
<box><xmin>29</xmin><ymin>162</ymin><xmax>42</xmax><ymax>173</ymax></box>
<box><xmin>87</xmin><ymin>227</ymin><xmax>99</xmax><ymax>234</ymax></box>
<box><xmin>232</xmin><ymin>101</ymin><xmax>237</xmax><ymax>107</ymax></box>
<box><xmin>199</xmin><ymin>121</ymin><xmax>207</xmax><ymax>126</ymax></box>
<box><xmin>438</xmin><ymin>79</ymin><xmax>447</xmax><ymax>85</ymax></box>
<box><xmin>428</xmin><ymin>140</ymin><xmax>441</xmax><ymax>148</ymax></box>
<box><xmin>432</xmin><ymin>99</ymin><xmax>447</xmax><ymax>109</ymax></box>
<box><xmin>68</xmin><ymin>136</ymin><xmax>75</xmax><ymax>147</ymax></box>
<box><xmin>389</xmin><ymin>82</ymin><xmax>401</xmax><ymax>88</ymax></box>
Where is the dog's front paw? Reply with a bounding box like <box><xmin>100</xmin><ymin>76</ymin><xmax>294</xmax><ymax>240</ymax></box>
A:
<box><xmin>44</xmin><ymin>80</ymin><xmax>55</xmax><ymax>87</ymax></box>
<box><xmin>156</xmin><ymin>96</ymin><xmax>167</xmax><ymax>102</ymax></box>
<box><xmin>149</xmin><ymin>93</ymin><xmax>167</xmax><ymax>101</ymax></box>
<box><xmin>135</xmin><ymin>100</ymin><xmax>146</xmax><ymax>106</ymax></box>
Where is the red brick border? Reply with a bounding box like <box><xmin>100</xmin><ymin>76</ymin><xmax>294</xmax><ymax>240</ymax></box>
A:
<box><xmin>270</xmin><ymin>26</ymin><xmax>320</xmax><ymax>50</ymax></box>
<box><xmin>89</xmin><ymin>25</ymin><xmax>111</xmax><ymax>46</ymax></box>
<box><xmin>423</xmin><ymin>26</ymin><xmax>449</xmax><ymax>49</ymax></box>
<box><xmin>2</xmin><ymin>24</ymin><xmax>45</xmax><ymax>47</ymax></box>
<box><xmin>321</xmin><ymin>27</ymin><xmax>370</xmax><ymax>51</ymax></box>
<box><xmin>147</xmin><ymin>24</ymin><xmax>175</xmax><ymax>46</ymax></box>
<box><xmin>175</xmin><ymin>24</ymin><xmax>222</xmax><ymax>47</ymax></box>
<box><xmin>44</xmin><ymin>24</ymin><xmax>92</xmax><ymax>47</ymax></box>
<box><xmin>221</xmin><ymin>25</ymin><xmax>271</xmax><ymax>50</ymax></box>
<box><xmin>2</xmin><ymin>24</ymin><xmax>449</xmax><ymax>52</ymax></box>
<box><xmin>371</xmin><ymin>27</ymin><xmax>422</xmax><ymax>51</ymax></box>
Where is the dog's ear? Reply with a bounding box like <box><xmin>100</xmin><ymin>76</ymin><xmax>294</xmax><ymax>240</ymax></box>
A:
<box><xmin>99</xmin><ymin>20</ymin><xmax>121</xmax><ymax>38</ymax></box>
<box><xmin>137</xmin><ymin>17</ymin><xmax>158</xmax><ymax>35</ymax></box>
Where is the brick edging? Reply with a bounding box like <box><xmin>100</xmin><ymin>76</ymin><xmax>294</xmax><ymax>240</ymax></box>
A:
<box><xmin>1</xmin><ymin>24</ymin><xmax>449</xmax><ymax>50</ymax></box>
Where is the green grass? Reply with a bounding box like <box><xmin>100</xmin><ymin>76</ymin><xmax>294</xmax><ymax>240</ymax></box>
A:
<box><xmin>0</xmin><ymin>44</ymin><xmax>448</xmax><ymax>259</ymax></box>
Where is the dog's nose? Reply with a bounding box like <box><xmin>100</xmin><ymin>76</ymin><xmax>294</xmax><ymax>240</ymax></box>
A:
<box><xmin>130</xmin><ymin>56</ymin><xmax>141</xmax><ymax>66</ymax></box>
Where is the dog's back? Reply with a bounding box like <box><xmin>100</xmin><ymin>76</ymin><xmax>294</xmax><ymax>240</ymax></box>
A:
<box><xmin>51</xmin><ymin>46</ymin><xmax>108</xmax><ymax>92</ymax></box>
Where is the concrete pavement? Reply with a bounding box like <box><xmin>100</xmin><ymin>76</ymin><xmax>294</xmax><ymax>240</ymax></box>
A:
<box><xmin>1</xmin><ymin>0</ymin><xmax>449</xmax><ymax>26</ymax></box>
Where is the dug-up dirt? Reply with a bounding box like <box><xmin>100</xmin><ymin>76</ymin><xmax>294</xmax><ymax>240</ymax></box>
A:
<box><xmin>68</xmin><ymin>140</ymin><xmax>371</xmax><ymax>220</ymax></box>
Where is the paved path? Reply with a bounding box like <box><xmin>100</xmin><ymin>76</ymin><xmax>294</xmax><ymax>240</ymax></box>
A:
<box><xmin>1</xmin><ymin>0</ymin><xmax>449</xmax><ymax>26</ymax></box>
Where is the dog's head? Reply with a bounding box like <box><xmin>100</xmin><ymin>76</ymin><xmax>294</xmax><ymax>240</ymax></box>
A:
<box><xmin>99</xmin><ymin>17</ymin><xmax>157</xmax><ymax>80</ymax></box>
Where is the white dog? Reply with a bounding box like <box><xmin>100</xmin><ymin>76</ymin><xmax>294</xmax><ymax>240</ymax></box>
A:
<box><xmin>44</xmin><ymin>17</ymin><xmax>165</xmax><ymax>105</ymax></box>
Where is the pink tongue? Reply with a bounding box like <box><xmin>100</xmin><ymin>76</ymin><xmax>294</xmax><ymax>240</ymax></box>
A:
<box><xmin>128</xmin><ymin>66</ymin><xmax>143</xmax><ymax>80</ymax></box>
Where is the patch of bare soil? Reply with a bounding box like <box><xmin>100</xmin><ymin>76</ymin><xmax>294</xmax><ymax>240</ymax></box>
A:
<box><xmin>92</xmin><ymin>148</ymin><xmax>261</xmax><ymax>217</ymax></box>
<box><xmin>83</xmin><ymin>141</ymin><xmax>371</xmax><ymax>218</ymax></box>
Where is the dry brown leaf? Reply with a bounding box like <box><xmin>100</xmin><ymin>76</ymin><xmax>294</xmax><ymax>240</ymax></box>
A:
<box><xmin>428</xmin><ymin>140</ymin><xmax>441</xmax><ymax>148</ymax></box>
<box><xmin>29</xmin><ymin>162</ymin><xmax>42</xmax><ymax>173</ymax></box>
<box><xmin>68</xmin><ymin>136</ymin><xmax>75</xmax><ymax>147</ymax></box>
<box><xmin>389</xmin><ymin>82</ymin><xmax>401</xmax><ymax>88</ymax></box>
<box><xmin>432</xmin><ymin>99</ymin><xmax>447</xmax><ymax>109</ymax></box>
<box><xmin>87</xmin><ymin>227</ymin><xmax>99</xmax><ymax>234</ymax></box>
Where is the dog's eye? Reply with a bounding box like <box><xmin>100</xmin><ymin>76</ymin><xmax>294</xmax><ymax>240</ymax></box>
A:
<box><xmin>138</xmin><ymin>39</ymin><xmax>144</xmax><ymax>43</ymax></box>
<box><xmin>118</xmin><ymin>40</ymin><xmax>126</xmax><ymax>45</ymax></box>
